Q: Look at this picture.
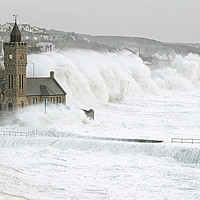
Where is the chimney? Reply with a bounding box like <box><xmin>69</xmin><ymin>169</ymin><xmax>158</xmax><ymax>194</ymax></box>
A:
<box><xmin>50</xmin><ymin>71</ymin><xmax>54</xmax><ymax>79</ymax></box>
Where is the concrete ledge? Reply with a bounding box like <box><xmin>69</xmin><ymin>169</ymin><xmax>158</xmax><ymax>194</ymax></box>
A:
<box><xmin>90</xmin><ymin>136</ymin><xmax>163</xmax><ymax>143</ymax></box>
<box><xmin>76</xmin><ymin>135</ymin><xmax>163</xmax><ymax>143</ymax></box>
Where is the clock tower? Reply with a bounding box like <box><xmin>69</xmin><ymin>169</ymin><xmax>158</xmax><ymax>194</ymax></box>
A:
<box><xmin>3</xmin><ymin>19</ymin><xmax>28</xmax><ymax>111</ymax></box>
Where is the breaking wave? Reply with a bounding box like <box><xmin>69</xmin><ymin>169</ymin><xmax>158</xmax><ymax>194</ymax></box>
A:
<box><xmin>1</xmin><ymin>49</ymin><xmax>200</xmax><ymax>164</ymax></box>
<box><xmin>27</xmin><ymin>50</ymin><xmax>200</xmax><ymax>106</ymax></box>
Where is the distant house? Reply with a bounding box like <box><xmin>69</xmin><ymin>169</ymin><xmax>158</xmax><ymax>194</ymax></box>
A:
<box><xmin>42</xmin><ymin>34</ymin><xmax>64</xmax><ymax>41</ymax></box>
<box><xmin>33</xmin><ymin>26</ymin><xmax>45</xmax><ymax>34</ymax></box>
<box><xmin>36</xmin><ymin>42</ymin><xmax>58</xmax><ymax>52</ymax></box>
<box><xmin>1</xmin><ymin>22</ymin><xmax>13</xmax><ymax>32</ymax></box>
<box><xmin>28</xmin><ymin>46</ymin><xmax>42</xmax><ymax>54</ymax></box>
<box><xmin>0</xmin><ymin>22</ymin><xmax>46</xmax><ymax>34</ymax></box>
<box><xmin>18</xmin><ymin>23</ymin><xmax>33</xmax><ymax>33</ymax></box>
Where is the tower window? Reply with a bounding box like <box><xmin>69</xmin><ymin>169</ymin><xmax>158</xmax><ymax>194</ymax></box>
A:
<box><xmin>22</xmin><ymin>74</ymin><xmax>24</xmax><ymax>89</ymax></box>
<box><xmin>8</xmin><ymin>74</ymin><xmax>10</xmax><ymax>89</ymax></box>
<box><xmin>19</xmin><ymin>74</ymin><xmax>21</xmax><ymax>89</ymax></box>
<box><xmin>19</xmin><ymin>74</ymin><xmax>24</xmax><ymax>90</ymax></box>
<box><xmin>8</xmin><ymin>102</ymin><xmax>13</xmax><ymax>111</ymax></box>
<box><xmin>11</xmin><ymin>74</ymin><xmax>14</xmax><ymax>89</ymax></box>
<box><xmin>8</xmin><ymin>74</ymin><xmax>14</xmax><ymax>90</ymax></box>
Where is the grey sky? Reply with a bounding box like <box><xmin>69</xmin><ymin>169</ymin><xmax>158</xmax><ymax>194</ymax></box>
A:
<box><xmin>1</xmin><ymin>0</ymin><xmax>200</xmax><ymax>43</ymax></box>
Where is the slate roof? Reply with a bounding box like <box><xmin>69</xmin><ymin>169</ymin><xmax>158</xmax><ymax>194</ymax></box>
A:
<box><xmin>26</xmin><ymin>78</ymin><xmax>66</xmax><ymax>96</ymax></box>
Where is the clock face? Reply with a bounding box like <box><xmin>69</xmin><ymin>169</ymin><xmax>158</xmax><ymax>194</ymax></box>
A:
<box><xmin>19</xmin><ymin>53</ymin><xmax>24</xmax><ymax>60</ymax></box>
<box><xmin>8</xmin><ymin>53</ymin><xmax>13</xmax><ymax>60</ymax></box>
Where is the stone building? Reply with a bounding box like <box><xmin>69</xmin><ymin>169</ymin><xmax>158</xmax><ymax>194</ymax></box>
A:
<box><xmin>0</xmin><ymin>20</ymin><xmax>66</xmax><ymax>112</ymax></box>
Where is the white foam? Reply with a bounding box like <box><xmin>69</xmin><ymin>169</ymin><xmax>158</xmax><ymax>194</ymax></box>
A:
<box><xmin>27</xmin><ymin>50</ymin><xmax>200</xmax><ymax>106</ymax></box>
<box><xmin>1</xmin><ymin>50</ymin><xmax>200</xmax><ymax>199</ymax></box>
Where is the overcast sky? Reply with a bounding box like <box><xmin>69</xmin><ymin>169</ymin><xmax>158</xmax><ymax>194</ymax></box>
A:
<box><xmin>1</xmin><ymin>0</ymin><xmax>200</xmax><ymax>43</ymax></box>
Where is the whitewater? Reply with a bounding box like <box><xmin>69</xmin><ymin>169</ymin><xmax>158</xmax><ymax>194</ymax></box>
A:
<box><xmin>0</xmin><ymin>49</ymin><xmax>200</xmax><ymax>200</ymax></box>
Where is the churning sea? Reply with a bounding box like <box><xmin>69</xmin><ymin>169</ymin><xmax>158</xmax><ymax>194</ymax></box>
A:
<box><xmin>0</xmin><ymin>50</ymin><xmax>200</xmax><ymax>199</ymax></box>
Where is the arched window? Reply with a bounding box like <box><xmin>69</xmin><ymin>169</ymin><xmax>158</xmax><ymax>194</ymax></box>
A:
<box><xmin>8</xmin><ymin>102</ymin><xmax>13</xmax><ymax>111</ymax></box>
<box><xmin>0</xmin><ymin>104</ymin><xmax>2</xmax><ymax>111</ymax></box>
<box><xmin>22</xmin><ymin>102</ymin><xmax>24</xmax><ymax>109</ymax></box>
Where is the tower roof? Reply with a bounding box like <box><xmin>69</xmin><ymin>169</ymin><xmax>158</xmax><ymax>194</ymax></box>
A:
<box><xmin>10</xmin><ymin>21</ymin><xmax>21</xmax><ymax>42</ymax></box>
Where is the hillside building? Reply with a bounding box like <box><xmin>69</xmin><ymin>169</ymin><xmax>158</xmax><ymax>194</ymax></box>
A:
<box><xmin>36</xmin><ymin>42</ymin><xmax>58</xmax><ymax>52</ymax></box>
<box><xmin>0</xmin><ymin>22</ymin><xmax>46</xmax><ymax>34</ymax></box>
<box><xmin>0</xmin><ymin>20</ymin><xmax>66</xmax><ymax>112</ymax></box>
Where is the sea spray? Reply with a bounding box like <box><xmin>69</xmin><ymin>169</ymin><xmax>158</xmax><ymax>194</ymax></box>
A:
<box><xmin>28</xmin><ymin>50</ymin><xmax>157</xmax><ymax>106</ymax></box>
<box><xmin>1</xmin><ymin>50</ymin><xmax>200</xmax><ymax>199</ymax></box>
<box><xmin>28</xmin><ymin>50</ymin><xmax>200</xmax><ymax>106</ymax></box>
<box><xmin>0</xmin><ymin>104</ymin><xmax>91</xmax><ymax>133</ymax></box>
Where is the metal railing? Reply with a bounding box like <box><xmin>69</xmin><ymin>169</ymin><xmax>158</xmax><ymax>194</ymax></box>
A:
<box><xmin>0</xmin><ymin>130</ymin><xmax>36</xmax><ymax>137</ymax></box>
<box><xmin>171</xmin><ymin>138</ymin><xmax>200</xmax><ymax>144</ymax></box>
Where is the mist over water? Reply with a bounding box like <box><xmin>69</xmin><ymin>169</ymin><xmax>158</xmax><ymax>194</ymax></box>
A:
<box><xmin>1</xmin><ymin>50</ymin><xmax>200</xmax><ymax>199</ymax></box>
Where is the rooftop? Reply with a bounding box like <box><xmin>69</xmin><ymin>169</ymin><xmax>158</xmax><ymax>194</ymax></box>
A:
<box><xmin>26</xmin><ymin>77</ymin><xmax>66</xmax><ymax>96</ymax></box>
